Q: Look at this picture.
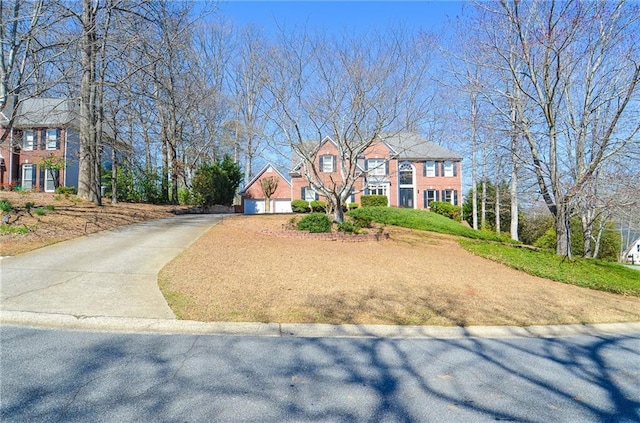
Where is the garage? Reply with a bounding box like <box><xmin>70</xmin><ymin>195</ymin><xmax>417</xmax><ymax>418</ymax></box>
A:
<box><xmin>243</xmin><ymin>198</ymin><xmax>292</xmax><ymax>214</ymax></box>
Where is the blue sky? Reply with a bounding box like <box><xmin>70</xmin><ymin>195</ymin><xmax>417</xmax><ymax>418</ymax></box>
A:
<box><xmin>218</xmin><ymin>1</ymin><xmax>465</xmax><ymax>34</ymax></box>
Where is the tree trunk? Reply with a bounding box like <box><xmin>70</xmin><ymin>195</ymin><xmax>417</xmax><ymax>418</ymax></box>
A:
<box><xmin>581</xmin><ymin>211</ymin><xmax>593</xmax><ymax>258</ymax></box>
<box><xmin>555</xmin><ymin>201</ymin><xmax>572</xmax><ymax>258</ymax></box>
<box><xmin>481</xmin><ymin>178</ymin><xmax>487</xmax><ymax>229</ymax></box>
<box><xmin>78</xmin><ymin>0</ymin><xmax>98</xmax><ymax>204</ymax></box>
<box><xmin>333</xmin><ymin>198</ymin><xmax>345</xmax><ymax>223</ymax></box>
<box><xmin>111</xmin><ymin>146</ymin><xmax>118</xmax><ymax>204</ymax></box>
<box><xmin>495</xmin><ymin>184</ymin><xmax>501</xmax><ymax>234</ymax></box>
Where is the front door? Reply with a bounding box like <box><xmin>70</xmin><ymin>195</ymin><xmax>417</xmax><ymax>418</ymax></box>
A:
<box><xmin>399</xmin><ymin>188</ymin><xmax>413</xmax><ymax>208</ymax></box>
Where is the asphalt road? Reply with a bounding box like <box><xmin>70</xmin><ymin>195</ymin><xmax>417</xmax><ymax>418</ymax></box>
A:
<box><xmin>1</xmin><ymin>326</ymin><xmax>639</xmax><ymax>422</ymax></box>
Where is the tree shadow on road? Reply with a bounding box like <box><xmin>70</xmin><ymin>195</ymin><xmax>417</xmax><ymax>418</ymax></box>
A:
<box><xmin>1</xmin><ymin>327</ymin><xmax>638</xmax><ymax>422</ymax></box>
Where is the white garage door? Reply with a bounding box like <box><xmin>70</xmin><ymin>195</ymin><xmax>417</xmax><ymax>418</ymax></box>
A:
<box><xmin>273</xmin><ymin>200</ymin><xmax>292</xmax><ymax>213</ymax></box>
<box><xmin>244</xmin><ymin>199</ymin><xmax>265</xmax><ymax>214</ymax></box>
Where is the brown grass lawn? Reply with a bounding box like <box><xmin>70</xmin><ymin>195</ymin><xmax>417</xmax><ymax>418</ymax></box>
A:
<box><xmin>159</xmin><ymin>214</ymin><xmax>640</xmax><ymax>326</ymax></box>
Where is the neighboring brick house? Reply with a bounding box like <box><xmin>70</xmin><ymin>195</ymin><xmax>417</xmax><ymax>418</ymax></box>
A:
<box><xmin>239</xmin><ymin>163</ymin><xmax>293</xmax><ymax>214</ymax></box>
<box><xmin>0</xmin><ymin>98</ymin><xmax>80</xmax><ymax>192</ymax></box>
<box><xmin>290</xmin><ymin>133</ymin><xmax>462</xmax><ymax>209</ymax></box>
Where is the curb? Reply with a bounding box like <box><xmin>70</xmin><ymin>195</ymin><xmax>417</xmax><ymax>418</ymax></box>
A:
<box><xmin>2</xmin><ymin>310</ymin><xmax>640</xmax><ymax>339</ymax></box>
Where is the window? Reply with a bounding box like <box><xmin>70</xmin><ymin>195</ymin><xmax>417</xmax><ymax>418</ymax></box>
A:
<box><xmin>424</xmin><ymin>161</ymin><xmax>436</xmax><ymax>177</ymax></box>
<box><xmin>366</xmin><ymin>158</ymin><xmax>386</xmax><ymax>176</ymax></box>
<box><xmin>46</xmin><ymin>129</ymin><xmax>59</xmax><ymax>150</ymax></box>
<box><xmin>442</xmin><ymin>189</ymin><xmax>458</xmax><ymax>205</ymax></box>
<box><xmin>319</xmin><ymin>155</ymin><xmax>335</xmax><ymax>172</ymax></box>
<box><xmin>443</xmin><ymin>161</ymin><xmax>456</xmax><ymax>177</ymax></box>
<box><xmin>302</xmin><ymin>186</ymin><xmax>317</xmax><ymax>202</ymax></box>
<box><xmin>22</xmin><ymin>164</ymin><xmax>35</xmax><ymax>190</ymax></box>
<box><xmin>45</xmin><ymin>169</ymin><xmax>57</xmax><ymax>192</ymax></box>
<box><xmin>399</xmin><ymin>162</ymin><xmax>413</xmax><ymax>185</ymax></box>
<box><xmin>367</xmin><ymin>183</ymin><xmax>388</xmax><ymax>197</ymax></box>
<box><xmin>424</xmin><ymin>189</ymin><xmax>438</xmax><ymax>208</ymax></box>
<box><xmin>23</xmin><ymin>130</ymin><xmax>35</xmax><ymax>150</ymax></box>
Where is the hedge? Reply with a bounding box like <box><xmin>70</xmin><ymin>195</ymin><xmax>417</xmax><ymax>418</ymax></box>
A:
<box><xmin>361</xmin><ymin>195</ymin><xmax>388</xmax><ymax>207</ymax></box>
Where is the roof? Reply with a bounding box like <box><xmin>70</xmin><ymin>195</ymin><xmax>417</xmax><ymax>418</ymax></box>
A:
<box><xmin>3</xmin><ymin>98</ymin><xmax>79</xmax><ymax>129</ymax></box>
<box><xmin>381</xmin><ymin>132</ymin><xmax>462</xmax><ymax>161</ymax></box>
<box><xmin>240</xmin><ymin>163</ymin><xmax>291</xmax><ymax>195</ymax></box>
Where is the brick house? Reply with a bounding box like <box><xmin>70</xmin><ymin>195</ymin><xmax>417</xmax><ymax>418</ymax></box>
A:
<box><xmin>0</xmin><ymin>98</ymin><xmax>80</xmax><ymax>192</ymax></box>
<box><xmin>239</xmin><ymin>163</ymin><xmax>293</xmax><ymax>214</ymax></box>
<box><xmin>290</xmin><ymin>133</ymin><xmax>462</xmax><ymax>209</ymax></box>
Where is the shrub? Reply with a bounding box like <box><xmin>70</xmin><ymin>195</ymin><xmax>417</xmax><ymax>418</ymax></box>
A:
<box><xmin>291</xmin><ymin>199</ymin><xmax>311</xmax><ymax>213</ymax></box>
<box><xmin>351</xmin><ymin>214</ymin><xmax>373</xmax><ymax>228</ymax></box>
<box><xmin>55</xmin><ymin>186</ymin><xmax>77</xmax><ymax>195</ymax></box>
<box><xmin>0</xmin><ymin>199</ymin><xmax>12</xmax><ymax>213</ymax></box>
<box><xmin>192</xmin><ymin>156</ymin><xmax>243</xmax><ymax>207</ymax></box>
<box><xmin>430</xmin><ymin>201</ymin><xmax>461</xmax><ymax>221</ymax></box>
<box><xmin>24</xmin><ymin>202</ymin><xmax>35</xmax><ymax>212</ymax></box>
<box><xmin>337</xmin><ymin>220</ymin><xmax>360</xmax><ymax>234</ymax></box>
<box><xmin>178</xmin><ymin>188</ymin><xmax>195</xmax><ymax>205</ymax></box>
<box><xmin>310</xmin><ymin>200</ymin><xmax>326</xmax><ymax>213</ymax></box>
<box><xmin>45</xmin><ymin>204</ymin><xmax>55</xmax><ymax>211</ymax></box>
<box><xmin>34</xmin><ymin>208</ymin><xmax>46</xmax><ymax>216</ymax></box>
<box><xmin>348</xmin><ymin>203</ymin><xmax>359</xmax><ymax>210</ymax></box>
<box><xmin>297</xmin><ymin>212</ymin><xmax>332</xmax><ymax>233</ymax></box>
<box><xmin>361</xmin><ymin>195</ymin><xmax>388</xmax><ymax>207</ymax></box>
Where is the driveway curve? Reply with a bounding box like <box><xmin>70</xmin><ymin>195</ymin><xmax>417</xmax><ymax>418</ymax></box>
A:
<box><xmin>0</xmin><ymin>214</ymin><xmax>224</xmax><ymax>319</ymax></box>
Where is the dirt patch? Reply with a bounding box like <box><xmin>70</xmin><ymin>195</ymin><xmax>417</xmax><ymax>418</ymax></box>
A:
<box><xmin>159</xmin><ymin>214</ymin><xmax>640</xmax><ymax>326</ymax></box>
<box><xmin>0</xmin><ymin>191</ymin><xmax>185</xmax><ymax>256</ymax></box>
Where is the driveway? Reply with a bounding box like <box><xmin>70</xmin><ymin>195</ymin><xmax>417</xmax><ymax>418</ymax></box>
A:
<box><xmin>0</xmin><ymin>214</ymin><xmax>224</xmax><ymax>319</ymax></box>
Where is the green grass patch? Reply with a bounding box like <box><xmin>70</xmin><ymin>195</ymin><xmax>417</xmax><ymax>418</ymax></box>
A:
<box><xmin>347</xmin><ymin>206</ymin><xmax>511</xmax><ymax>242</ymax></box>
<box><xmin>459</xmin><ymin>240</ymin><xmax>640</xmax><ymax>296</ymax></box>
<box><xmin>0</xmin><ymin>225</ymin><xmax>30</xmax><ymax>234</ymax></box>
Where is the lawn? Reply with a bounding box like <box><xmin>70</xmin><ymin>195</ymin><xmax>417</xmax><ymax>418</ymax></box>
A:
<box><xmin>158</xmin><ymin>213</ymin><xmax>640</xmax><ymax>326</ymax></box>
<box><xmin>459</xmin><ymin>240</ymin><xmax>640</xmax><ymax>297</ymax></box>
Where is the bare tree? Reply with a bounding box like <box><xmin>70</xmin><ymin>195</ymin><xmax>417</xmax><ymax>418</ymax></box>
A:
<box><xmin>477</xmin><ymin>0</ymin><xmax>640</xmax><ymax>257</ymax></box>
<box><xmin>227</xmin><ymin>25</ymin><xmax>271</xmax><ymax>184</ymax></box>
<box><xmin>0</xmin><ymin>0</ymin><xmax>63</xmax><ymax>142</ymax></box>
<box><xmin>260</xmin><ymin>176</ymin><xmax>279</xmax><ymax>214</ymax></box>
<box><xmin>266</xmin><ymin>28</ymin><xmax>432</xmax><ymax>222</ymax></box>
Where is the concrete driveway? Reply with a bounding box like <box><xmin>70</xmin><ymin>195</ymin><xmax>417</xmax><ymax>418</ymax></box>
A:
<box><xmin>0</xmin><ymin>214</ymin><xmax>224</xmax><ymax>319</ymax></box>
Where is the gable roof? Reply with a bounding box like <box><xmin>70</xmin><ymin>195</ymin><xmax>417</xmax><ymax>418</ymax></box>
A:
<box><xmin>381</xmin><ymin>132</ymin><xmax>462</xmax><ymax>161</ymax></box>
<box><xmin>4</xmin><ymin>98</ymin><xmax>79</xmax><ymax>129</ymax></box>
<box><xmin>240</xmin><ymin>162</ymin><xmax>291</xmax><ymax>195</ymax></box>
<box><xmin>290</xmin><ymin>135</ymin><xmax>337</xmax><ymax>174</ymax></box>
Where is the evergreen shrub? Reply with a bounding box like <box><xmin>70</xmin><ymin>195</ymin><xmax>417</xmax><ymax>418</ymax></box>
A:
<box><xmin>297</xmin><ymin>212</ymin><xmax>332</xmax><ymax>233</ymax></box>
<box><xmin>291</xmin><ymin>199</ymin><xmax>310</xmax><ymax>213</ymax></box>
<box><xmin>361</xmin><ymin>195</ymin><xmax>388</xmax><ymax>207</ymax></box>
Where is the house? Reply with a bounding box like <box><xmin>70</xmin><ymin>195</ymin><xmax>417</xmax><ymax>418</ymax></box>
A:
<box><xmin>0</xmin><ymin>98</ymin><xmax>80</xmax><ymax>192</ymax></box>
<box><xmin>624</xmin><ymin>237</ymin><xmax>640</xmax><ymax>265</ymax></box>
<box><xmin>239</xmin><ymin>163</ymin><xmax>293</xmax><ymax>214</ymax></box>
<box><xmin>290</xmin><ymin>133</ymin><xmax>462</xmax><ymax>209</ymax></box>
